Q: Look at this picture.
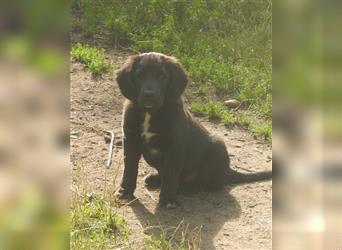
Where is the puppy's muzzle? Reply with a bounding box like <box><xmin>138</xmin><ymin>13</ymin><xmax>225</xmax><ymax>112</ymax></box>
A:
<box><xmin>142</xmin><ymin>89</ymin><xmax>159</xmax><ymax>108</ymax></box>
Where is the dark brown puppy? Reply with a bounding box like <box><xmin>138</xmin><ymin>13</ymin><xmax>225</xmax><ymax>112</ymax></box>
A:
<box><xmin>115</xmin><ymin>52</ymin><xmax>271</xmax><ymax>208</ymax></box>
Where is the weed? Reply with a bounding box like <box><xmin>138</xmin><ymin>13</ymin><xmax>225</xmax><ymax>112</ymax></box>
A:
<box><xmin>249</xmin><ymin>122</ymin><xmax>272</xmax><ymax>141</ymax></box>
<box><xmin>190</xmin><ymin>102</ymin><xmax>206</xmax><ymax>114</ymax></box>
<box><xmin>70</xmin><ymin>195</ymin><xmax>129</xmax><ymax>250</ymax></box>
<box><xmin>71</xmin><ymin>43</ymin><xmax>111</xmax><ymax>75</ymax></box>
<box><xmin>191</xmin><ymin>99</ymin><xmax>271</xmax><ymax>141</ymax></box>
<box><xmin>143</xmin><ymin>220</ymin><xmax>202</xmax><ymax>250</ymax></box>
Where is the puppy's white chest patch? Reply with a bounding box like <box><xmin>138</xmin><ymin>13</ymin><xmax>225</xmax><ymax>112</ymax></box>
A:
<box><xmin>150</xmin><ymin>148</ymin><xmax>160</xmax><ymax>155</ymax></box>
<box><xmin>142</xmin><ymin>113</ymin><xmax>156</xmax><ymax>143</ymax></box>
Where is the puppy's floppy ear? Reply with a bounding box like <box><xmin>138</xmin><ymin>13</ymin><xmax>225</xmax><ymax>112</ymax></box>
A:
<box><xmin>164</xmin><ymin>56</ymin><xmax>189</xmax><ymax>101</ymax></box>
<box><xmin>115</xmin><ymin>55</ymin><xmax>139</xmax><ymax>100</ymax></box>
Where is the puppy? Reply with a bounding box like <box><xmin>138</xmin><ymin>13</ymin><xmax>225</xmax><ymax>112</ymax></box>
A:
<box><xmin>115</xmin><ymin>52</ymin><xmax>271</xmax><ymax>208</ymax></box>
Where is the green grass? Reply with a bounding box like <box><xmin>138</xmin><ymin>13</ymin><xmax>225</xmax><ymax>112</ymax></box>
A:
<box><xmin>71</xmin><ymin>43</ymin><xmax>111</xmax><ymax>75</ymax></box>
<box><xmin>191</xmin><ymin>100</ymin><xmax>272</xmax><ymax>141</ymax></box>
<box><xmin>70</xmin><ymin>194</ymin><xmax>129</xmax><ymax>250</ymax></box>
<box><xmin>144</xmin><ymin>234</ymin><xmax>187</xmax><ymax>250</ymax></box>
<box><xmin>249</xmin><ymin>122</ymin><xmax>272</xmax><ymax>141</ymax></box>
<box><xmin>70</xmin><ymin>193</ymin><xmax>203</xmax><ymax>250</ymax></box>
<box><xmin>143</xmin><ymin>221</ymin><xmax>202</xmax><ymax>250</ymax></box>
<box><xmin>72</xmin><ymin>0</ymin><xmax>272</xmax><ymax>140</ymax></box>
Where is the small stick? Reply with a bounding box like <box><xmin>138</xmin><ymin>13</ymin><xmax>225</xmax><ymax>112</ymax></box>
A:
<box><xmin>144</xmin><ymin>187</ymin><xmax>157</xmax><ymax>202</ymax></box>
<box><xmin>234</xmin><ymin>166</ymin><xmax>254</xmax><ymax>173</ymax></box>
<box><xmin>70</xmin><ymin>131</ymin><xmax>80</xmax><ymax>139</ymax></box>
<box><xmin>119</xmin><ymin>197</ymin><xmax>138</xmax><ymax>208</ymax></box>
<box><xmin>105</xmin><ymin>130</ymin><xmax>115</xmax><ymax>168</ymax></box>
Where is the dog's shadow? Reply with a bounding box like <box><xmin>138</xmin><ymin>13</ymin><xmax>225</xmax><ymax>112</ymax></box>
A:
<box><xmin>130</xmin><ymin>186</ymin><xmax>241</xmax><ymax>249</ymax></box>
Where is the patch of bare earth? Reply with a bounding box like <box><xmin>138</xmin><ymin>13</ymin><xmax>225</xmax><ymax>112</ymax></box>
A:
<box><xmin>71</xmin><ymin>51</ymin><xmax>272</xmax><ymax>250</ymax></box>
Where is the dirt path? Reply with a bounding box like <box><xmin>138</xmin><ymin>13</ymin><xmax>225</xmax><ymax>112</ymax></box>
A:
<box><xmin>71</xmin><ymin>51</ymin><xmax>272</xmax><ymax>250</ymax></box>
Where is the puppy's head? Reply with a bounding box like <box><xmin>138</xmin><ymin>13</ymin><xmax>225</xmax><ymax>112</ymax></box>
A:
<box><xmin>116</xmin><ymin>52</ymin><xmax>188</xmax><ymax>111</ymax></box>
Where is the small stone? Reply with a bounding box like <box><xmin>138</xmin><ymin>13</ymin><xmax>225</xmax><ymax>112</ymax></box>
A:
<box><xmin>254</xmin><ymin>148</ymin><xmax>263</xmax><ymax>153</ymax></box>
<box><xmin>224</xmin><ymin>99</ymin><xmax>240</xmax><ymax>108</ymax></box>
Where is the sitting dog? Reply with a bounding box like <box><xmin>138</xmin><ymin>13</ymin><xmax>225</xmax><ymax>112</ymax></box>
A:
<box><xmin>115</xmin><ymin>52</ymin><xmax>271</xmax><ymax>208</ymax></box>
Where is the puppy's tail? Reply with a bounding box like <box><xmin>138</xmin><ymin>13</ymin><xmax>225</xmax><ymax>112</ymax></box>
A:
<box><xmin>225</xmin><ymin>168</ymin><xmax>272</xmax><ymax>184</ymax></box>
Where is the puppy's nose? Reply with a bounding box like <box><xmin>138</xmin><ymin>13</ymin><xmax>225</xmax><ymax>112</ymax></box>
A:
<box><xmin>143</xmin><ymin>89</ymin><xmax>156</xmax><ymax>99</ymax></box>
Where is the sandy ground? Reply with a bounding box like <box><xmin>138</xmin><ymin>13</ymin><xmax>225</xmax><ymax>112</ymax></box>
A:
<box><xmin>70</xmin><ymin>51</ymin><xmax>272</xmax><ymax>250</ymax></box>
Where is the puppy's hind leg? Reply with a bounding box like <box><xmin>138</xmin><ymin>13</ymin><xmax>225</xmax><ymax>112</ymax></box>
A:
<box><xmin>176</xmin><ymin>172</ymin><xmax>201</xmax><ymax>195</ymax></box>
<box><xmin>178</xmin><ymin>181</ymin><xmax>201</xmax><ymax>195</ymax></box>
<box><xmin>200</xmin><ymin>161</ymin><xmax>226</xmax><ymax>192</ymax></box>
<box><xmin>200</xmin><ymin>140</ymin><xmax>228</xmax><ymax>192</ymax></box>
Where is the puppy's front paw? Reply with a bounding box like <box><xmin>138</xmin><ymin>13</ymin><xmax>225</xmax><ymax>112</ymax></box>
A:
<box><xmin>114</xmin><ymin>187</ymin><xmax>134</xmax><ymax>200</ymax></box>
<box><xmin>165</xmin><ymin>202</ymin><xmax>177</xmax><ymax>209</ymax></box>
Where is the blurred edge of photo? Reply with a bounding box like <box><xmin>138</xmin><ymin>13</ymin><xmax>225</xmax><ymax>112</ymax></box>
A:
<box><xmin>0</xmin><ymin>0</ymin><xmax>69</xmax><ymax>249</ymax></box>
<box><xmin>273</xmin><ymin>0</ymin><xmax>342</xmax><ymax>250</ymax></box>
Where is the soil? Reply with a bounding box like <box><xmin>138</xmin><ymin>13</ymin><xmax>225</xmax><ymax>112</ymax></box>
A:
<box><xmin>71</xmin><ymin>51</ymin><xmax>272</xmax><ymax>250</ymax></box>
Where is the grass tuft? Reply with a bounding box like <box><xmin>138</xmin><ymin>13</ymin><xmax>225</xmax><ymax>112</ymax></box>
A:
<box><xmin>143</xmin><ymin>220</ymin><xmax>202</xmax><ymax>250</ymax></box>
<box><xmin>70</xmin><ymin>194</ymin><xmax>129</xmax><ymax>250</ymax></box>
<box><xmin>71</xmin><ymin>43</ymin><xmax>111</xmax><ymax>75</ymax></box>
<box><xmin>191</xmin><ymin>100</ymin><xmax>271</xmax><ymax>141</ymax></box>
